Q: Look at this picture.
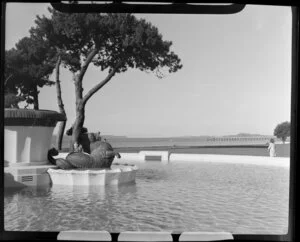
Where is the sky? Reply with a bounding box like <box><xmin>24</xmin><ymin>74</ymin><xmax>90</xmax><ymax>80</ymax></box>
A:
<box><xmin>5</xmin><ymin>3</ymin><xmax>292</xmax><ymax>137</ymax></box>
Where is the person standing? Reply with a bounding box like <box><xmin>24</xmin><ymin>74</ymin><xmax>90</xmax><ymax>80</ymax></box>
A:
<box><xmin>268</xmin><ymin>138</ymin><xmax>277</xmax><ymax>157</ymax></box>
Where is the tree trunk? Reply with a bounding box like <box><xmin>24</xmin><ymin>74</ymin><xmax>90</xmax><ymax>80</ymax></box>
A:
<box><xmin>56</xmin><ymin>121</ymin><xmax>67</xmax><ymax>150</ymax></box>
<box><xmin>55</xmin><ymin>55</ymin><xmax>67</xmax><ymax>150</ymax></box>
<box><xmin>71</xmin><ymin>101</ymin><xmax>85</xmax><ymax>150</ymax></box>
<box><xmin>70</xmin><ymin>49</ymin><xmax>99</xmax><ymax>149</ymax></box>
<box><xmin>69</xmin><ymin>64</ymin><xmax>121</xmax><ymax>149</ymax></box>
<box><xmin>33</xmin><ymin>86</ymin><xmax>39</xmax><ymax>110</ymax></box>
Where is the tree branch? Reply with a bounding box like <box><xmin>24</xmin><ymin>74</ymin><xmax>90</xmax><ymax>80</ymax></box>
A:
<box><xmin>82</xmin><ymin>62</ymin><xmax>122</xmax><ymax>106</ymax></box>
<box><xmin>78</xmin><ymin>48</ymin><xmax>98</xmax><ymax>82</ymax></box>
<box><xmin>55</xmin><ymin>55</ymin><xmax>66</xmax><ymax>115</ymax></box>
<box><xmin>5</xmin><ymin>74</ymin><xmax>13</xmax><ymax>85</ymax></box>
<box><xmin>74</xmin><ymin>48</ymin><xmax>99</xmax><ymax>102</ymax></box>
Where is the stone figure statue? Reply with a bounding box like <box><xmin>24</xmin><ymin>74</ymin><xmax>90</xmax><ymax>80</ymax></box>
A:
<box><xmin>66</xmin><ymin>127</ymin><xmax>103</xmax><ymax>154</ymax></box>
<box><xmin>49</xmin><ymin>127</ymin><xmax>121</xmax><ymax>169</ymax></box>
<box><xmin>66</xmin><ymin>126</ymin><xmax>91</xmax><ymax>153</ymax></box>
<box><xmin>48</xmin><ymin>147</ymin><xmax>74</xmax><ymax>169</ymax></box>
<box><xmin>47</xmin><ymin>141</ymin><xmax>121</xmax><ymax>170</ymax></box>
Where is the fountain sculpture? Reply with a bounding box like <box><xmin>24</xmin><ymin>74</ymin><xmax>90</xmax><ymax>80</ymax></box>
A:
<box><xmin>47</xmin><ymin>128</ymin><xmax>137</xmax><ymax>186</ymax></box>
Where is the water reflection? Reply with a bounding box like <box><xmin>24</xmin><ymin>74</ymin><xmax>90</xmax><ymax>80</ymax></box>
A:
<box><xmin>118</xmin><ymin>183</ymin><xmax>138</xmax><ymax>194</ymax></box>
<box><xmin>4</xmin><ymin>162</ymin><xmax>289</xmax><ymax>233</ymax></box>
<box><xmin>5</xmin><ymin>185</ymin><xmax>51</xmax><ymax>204</ymax></box>
<box><xmin>4</xmin><ymin>172</ymin><xmax>26</xmax><ymax>190</ymax></box>
<box><xmin>49</xmin><ymin>183</ymin><xmax>137</xmax><ymax>202</ymax></box>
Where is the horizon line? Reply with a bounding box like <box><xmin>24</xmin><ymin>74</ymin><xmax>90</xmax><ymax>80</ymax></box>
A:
<box><xmin>52</xmin><ymin>133</ymin><xmax>275</xmax><ymax>138</ymax></box>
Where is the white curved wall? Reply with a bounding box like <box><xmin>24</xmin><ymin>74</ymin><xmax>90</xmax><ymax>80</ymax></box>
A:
<box><xmin>56</xmin><ymin>152</ymin><xmax>290</xmax><ymax>168</ymax></box>
<box><xmin>119</xmin><ymin>153</ymin><xmax>144</xmax><ymax>161</ymax></box>
<box><xmin>169</xmin><ymin>154</ymin><xmax>289</xmax><ymax>168</ymax></box>
<box><xmin>115</xmin><ymin>152</ymin><xmax>289</xmax><ymax>168</ymax></box>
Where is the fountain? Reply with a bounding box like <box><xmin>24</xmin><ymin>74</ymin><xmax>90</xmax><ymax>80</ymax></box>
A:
<box><xmin>4</xmin><ymin>109</ymin><xmax>137</xmax><ymax>188</ymax></box>
<box><xmin>47</xmin><ymin>129</ymin><xmax>137</xmax><ymax>186</ymax></box>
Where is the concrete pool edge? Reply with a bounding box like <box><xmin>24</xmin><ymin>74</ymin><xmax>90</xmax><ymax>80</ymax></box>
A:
<box><xmin>4</xmin><ymin>152</ymin><xmax>288</xmax><ymax>188</ymax></box>
<box><xmin>54</xmin><ymin>152</ymin><xmax>290</xmax><ymax>168</ymax></box>
<box><xmin>168</xmin><ymin>153</ymin><xmax>289</xmax><ymax>167</ymax></box>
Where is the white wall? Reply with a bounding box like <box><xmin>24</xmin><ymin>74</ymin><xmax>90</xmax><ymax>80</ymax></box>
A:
<box><xmin>5</xmin><ymin>126</ymin><xmax>55</xmax><ymax>165</ymax></box>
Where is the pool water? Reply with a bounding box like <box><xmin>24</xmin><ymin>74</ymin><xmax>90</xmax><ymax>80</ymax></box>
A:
<box><xmin>4</xmin><ymin>161</ymin><xmax>289</xmax><ymax>234</ymax></box>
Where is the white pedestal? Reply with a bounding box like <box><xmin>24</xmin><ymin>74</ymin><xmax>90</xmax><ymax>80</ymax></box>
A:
<box><xmin>5</xmin><ymin>126</ymin><xmax>55</xmax><ymax>166</ymax></box>
<box><xmin>4</xmin><ymin>164</ymin><xmax>56</xmax><ymax>188</ymax></box>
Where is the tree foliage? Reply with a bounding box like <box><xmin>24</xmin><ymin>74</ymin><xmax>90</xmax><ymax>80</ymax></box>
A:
<box><xmin>30</xmin><ymin>9</ymin><xmax>183</xmax><ymax>146</ymax></box>
<box><xmin>274</xmin><ymin>121</ymin><xmax>290</xmax><ymax>143</ymax></box>
<box><xmin>5</xmin><ymin>36</ymin><xmax>56</xmax><ymax>109</ymax></box>
<box><xmin>32</xmin><ymin>9</ymin><xmax>182</xmax><ymax>79</ymax></box>
<box><xmin>4</xmin><ymin>93</ymin><xmax>25</xmax><ymax>108</ymax></box>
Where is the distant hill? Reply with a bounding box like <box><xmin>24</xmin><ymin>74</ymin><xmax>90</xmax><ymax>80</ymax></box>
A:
<box><xmin>52</xmin><ymin>133</ymin><xmax>272</xmax><ymax>140</ymax></box>
<box><xmin>102</xmin><ymin>135</ymin><xmax>128</xmax><ymax>139</ymax></box>
<box><xmin>51</xmin><ymin>133</ymin><xmax>273</xmax><ymax>143</ymax></box>
<box><xmin>51</xmin><ymin>132</ymin><xmax>281</xmax><ymax>150</ymax></box>
<box><xmin>223</xmin><ymin>133</ymin><xmax>271</xmax><ymax>137</ymax></box>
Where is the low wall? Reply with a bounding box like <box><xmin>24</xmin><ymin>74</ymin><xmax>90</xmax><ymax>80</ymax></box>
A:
<box><xmin>119</xmin><ymin>152</ymin><xmax>144</xmax><ymax>161</ymax></box>
<box><xmin>139</xmin><ymin>151</ymin><xmax>169</xmax><ymax>163</ymax></box>
<box><xmin>115</xmin><ymin>144</ymin><xmax>290</xmax><ymax>158</ymax></box>
<box><xmin>117</xmin><ymin>152</ymin><xmax>289</xmax><ymax>168</ymax></box>
<box><xmin>169</xmin><ymin>154</ymin><xmax>289</xmax><ymax>168</ymax></box>
<box><xmin>54</xmin><ymin>152</ymin><xmax>289</xmax><ymax>168</ymax></box>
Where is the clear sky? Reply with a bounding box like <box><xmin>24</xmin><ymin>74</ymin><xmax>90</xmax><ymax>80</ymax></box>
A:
<box><xmin>5</xmin><ymin>3</ymin><xmax>292</xmax><ymax>137</ymax></box>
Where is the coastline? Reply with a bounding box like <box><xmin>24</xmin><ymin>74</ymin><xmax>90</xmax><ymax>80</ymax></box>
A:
<box><xmin>58</xmin><ymin>143</ymin><xmax>290</xmax><ymax>158</ymax></box>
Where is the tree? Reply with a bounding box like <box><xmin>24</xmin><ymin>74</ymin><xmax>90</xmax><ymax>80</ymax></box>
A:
<box><xmin>29</xmin><ymin>12</ymin><xmax>77</xmax><ymax>149</ymax></box>
<box><xmin>274</xmin><ymin>121</ymin><xmax>290</xmax><ymax>143</ymax></box>
<box><xmin>4</xmin><ymin>60</ymin><xmax>25</xmax><ymax>108</ymax></box>
<box><xmin>30</xmin><ymin>8</ymin><xmax>99</xmax><ymax>149</ymax></box>
<box><xmin>5</xmin><ymin>36</ymin><xmax>56</xmax><ymax>110</ymax></box>
<box><xmin>53</xmin><ymin>54</ymin><xmax>67</xmax><ymax>150</ymax></box>
<box><xmin>5</xmin><ymin>49</ymin><xmax>25</xmax><ymax>108</ymax></box>
<box><xmin>33</xmin><ymin>9</ymin><xmax>183</xmax><ymax>150</ymax></box>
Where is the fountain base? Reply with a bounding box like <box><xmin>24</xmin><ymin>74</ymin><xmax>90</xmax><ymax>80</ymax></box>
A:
<box><xmin>5</xmin><ymin>164</ymin><xmax>56</xmax><ymax>188</ymax></box>
<box><xmin>47</xmin><ymin>164</ymin><xmax>138</xmax><ymax>186</ymax></box>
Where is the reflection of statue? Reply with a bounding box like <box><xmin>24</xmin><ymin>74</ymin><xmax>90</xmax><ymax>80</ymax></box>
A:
<box><xmin>47</xmin><ymin>141</ymin><xmax>121</xmax><ymax>170</ymax></box>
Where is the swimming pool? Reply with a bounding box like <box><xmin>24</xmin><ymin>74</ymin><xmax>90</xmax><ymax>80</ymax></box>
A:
<box><xmin>4</xmin><ymin>161</ymin><xmax>289</xmax><ymax>234</ymax></box>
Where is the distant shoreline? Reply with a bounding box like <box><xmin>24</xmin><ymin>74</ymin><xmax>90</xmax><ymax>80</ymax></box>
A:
<box><xmin>113</xmin><ymin>144</ymin><xmax>269</xmax><ymax>150</ymax></box>
<box><xmin>59</xmin><ymin>143</ymin><xmax>290</xmax><ymax>158</ymax></box>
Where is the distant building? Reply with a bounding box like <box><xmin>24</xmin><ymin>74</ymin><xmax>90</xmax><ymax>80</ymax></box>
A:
<box><xmin>206</xmin><ymin>135</ymin><xmax>280</xmax><ymax>144</ymax></box>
